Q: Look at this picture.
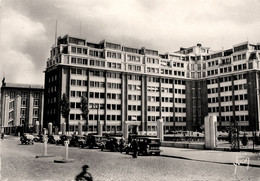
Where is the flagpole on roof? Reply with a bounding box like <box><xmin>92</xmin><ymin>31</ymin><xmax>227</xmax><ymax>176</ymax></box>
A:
<box><xmin>55</xmin><ymin>20</ymin><xmax>57</xmax><ymax>46</ymax></box>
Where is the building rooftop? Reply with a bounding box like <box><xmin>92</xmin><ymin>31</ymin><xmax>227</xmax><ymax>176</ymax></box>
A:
<box><xmin>2</xmin><ymin>81</ymin><xmax>44</xmax><ymax>90</ymax></box>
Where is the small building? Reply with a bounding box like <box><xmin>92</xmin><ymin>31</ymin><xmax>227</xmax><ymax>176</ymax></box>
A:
<box><xmin>0</xmin><ymin>78</ymin><xmax>44</xmax><ymax>134</ymax></box>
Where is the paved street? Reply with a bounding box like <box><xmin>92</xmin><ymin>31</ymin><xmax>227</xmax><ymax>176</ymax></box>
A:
<box><xmin>1</xmin><ymin>137</ymin><xmax>260</xmax><ymax>181</ymax></box>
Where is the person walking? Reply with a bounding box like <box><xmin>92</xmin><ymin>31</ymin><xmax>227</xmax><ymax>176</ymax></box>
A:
<box><xmin>131</xmin><ymin>138</ymin><xmax>138</xmax><ymax>158</ymax></box>
<box><xmin>119</xmin><ymin>137</ymin><xmax>125</xmax><ymax>153</ymax></box>
<box><xmin>75</xmin><ymin>165</ymin><xmax>93</xmax><ymax>181</ymax></box>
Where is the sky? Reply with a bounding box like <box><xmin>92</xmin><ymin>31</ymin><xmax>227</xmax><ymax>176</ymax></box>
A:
<box><xmin>1</xmin><ymin>0</ymin><xmax>260</xmax><ymax>85</ymax></box>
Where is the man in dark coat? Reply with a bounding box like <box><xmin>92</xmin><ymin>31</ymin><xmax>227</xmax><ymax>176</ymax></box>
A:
<box><xmin>131</xmin><ymin>138</ymin><xmax>138</xmax><ymax>158</ymax></box>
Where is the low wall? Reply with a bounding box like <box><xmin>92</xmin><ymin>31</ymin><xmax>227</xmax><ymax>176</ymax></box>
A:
<box><xmin>162</xmin><ymin>141</ymin><xmax>205</xmax><ymax>150</ymax></box>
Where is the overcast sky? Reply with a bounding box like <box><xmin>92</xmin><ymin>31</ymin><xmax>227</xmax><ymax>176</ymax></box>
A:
<box><xmin>1</xmin><ymin>0</ymin><xmax>260</xmax><ymax>85</ymax></box>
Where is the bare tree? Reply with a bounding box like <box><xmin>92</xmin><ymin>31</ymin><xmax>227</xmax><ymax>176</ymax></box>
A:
<box><xmin>80</xmin><ymin>96</ymin><xmax>89</xmax><ymax>132</ymax></box>
<box><xmin>60</xmin><ymin>93</ymin><xmax>70</xmax><ymax>133</ymax></box>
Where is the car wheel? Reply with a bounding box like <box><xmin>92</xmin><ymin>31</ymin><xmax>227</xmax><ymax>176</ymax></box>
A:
<box><xmin>155</xmin><ymin>152</ymin><xmax>160</xmax><ymax>156</ymax></box>
<box><xmin>33</xmin><ymin>138</ymin><xmax>38</xmax><ymax>142</ymax></box>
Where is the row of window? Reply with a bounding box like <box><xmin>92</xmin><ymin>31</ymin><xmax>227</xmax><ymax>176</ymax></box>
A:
<box><xmin>234</xmin><ymin>63</ymin><xmax>247</xmax><ymax>71</ymax></box>
<box><xmin>127</xmin><ymin>55</ymin><xmax>141</xmax><ymax>62</ymax></box>
<box><xmin>71</xmin><ymin>47</ymin><xmax>88</xmax><ymax>55</ymax></box>
<box><xmin>47</xmin><ymin>97</ymin><xmax>57</xmax><ymax>104</ymax></box>
<box><xmin>173</xmin><ymin>62</ymin><xmax>184</xmax><ymax>68</ymax></box>
<box><xmin>128</xmin><ymin>105</ymin><xmax>142</xmax><ymax>111</ymax></box>
<box><xmin>128</xmin><ymin>74</ymin><xmax>141</xmax><ymax>81</ymax></box>
<box><xmin>128</xmin><ymin>84</ymin><xmax>141</xmax><ymax>91</ymax></box>
<box><xmin>71</xmin><ymin>79</ymin><xmax>88</xmax><ymax>86</ymax></box>
<box><xmin>47</xmin><ymin>86</ymin><xmax>57</xmax><ymax>93</ymax></box>
<box><xmin>220</xmin><ymin>115</ymin><xmax>248</xmax><ymax>122</ymax></box>
<box><xmin>207</xmin><ymin>74</ymin><xmax>247</xmax><ymax>85</ymax></box>
<box><xmin>71</xmin><ymin>57</ymin><xmax>88</xmax><ymax>65</ymax></box>
<box><xmin>147</xmin><ymin>58</ymin><xmax>159</xmax><ymax>64</ymax></box>
<box><xmin>207</xmin><ymin>60</ymin><xmax>219</xmax><ymax>67</ymax></box>
<box><xmin>90</xmin><ymin>81</ymin><xmax>105</xmax><ymax>88</ymax></box>
<box><xmin>233</xmin><ymin>53</ymin><xmax>246</xmax><ymax>61</ymax></box>
<box><xmin>90</xmin><ymin>59</ymin><xmax>106</xmax><ymax>67</ymax></box>
<box><xmin>173</xmin><ymin>70</ymin><xmax>185</xmax><ymax>77</ymax></box>
<box><xmin>208</xmin><ymin>94</ymin><xmax>248</xmax><ymax>103</ymax></box>
<box><xmin>107</xmin><ymin>52</ymin><xmax>121</xmax><ymax>59</ymax></box>
<box><xmin>128</xmin><ymin>65</ymin><xmax>141</xmax><ymax>72</ymax></box>
<box><xmin>219</xmin><ymin>66</ymin><xmax>232</xmax><ymax>74</ymax></box>
<box><xmin>208</xmin><ymin>84</ymin><xmax>247</xmax><ymax>94</ymax></box>
<box><xmin>108</xmin><ymin>62</ymin><xmax>121</xmax><ymax>69</ymax></box>
<box><xmin>208</xmin><ymin>104</ymin><xmax>248</xmax><ymax>112</ymax></box>
<box><xmin>128</xmin><ymin>94</ymin><xmax>142</xmax><ymax>101</ymax></box>
<box><xmin>71</xmin><ymin>91</ymin><xmax>87</xmax><ymax>97</ymax></box>
<box><xmin>147</xmin><ymin>67</ymin><xmax>159</xmax><ymax>74</ymax></box>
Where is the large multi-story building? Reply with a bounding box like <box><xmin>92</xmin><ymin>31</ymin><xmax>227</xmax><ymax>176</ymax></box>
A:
<box><xmin>44</xmin><ymin>34</ymin><xmax>260</xmax><ymax>135</ymax></box>
<box><xmin>0</xmin><ymin>79</ymin><xmax>44</xmax><ymax>134</ymax></box>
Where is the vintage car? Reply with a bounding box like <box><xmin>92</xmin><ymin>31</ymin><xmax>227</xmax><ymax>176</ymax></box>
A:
<box><xmin>124</xmin><ymin>136</ymin><xmax>161</xmax><ymax>156</ymax></box>
<box><xmin>20</xmin><ymin>133</ymin><xmax>34</xmax><ymax>145</ymax></box>
<box><xmin>101</xmin><ymin>136</ymin><xmax>121</xmax><ymax>152</ymax></box>
<box><xmin>69</xmin><ymin>135</ymin><xmax>86</xmax><ymax>147</ymax></box>
<box><xmin>137</xmin><ymin>137</ymin><xmax>161</xmax><ymax>156</ymax></box>
<box><xmin>58</xmin><ymin>135</ymin><xmax>72</xmax><ymax>146</ymax></box>
<box><xmin>88</xmin><ymin>135</ymin><xmax>108</xmax><ymax>149</ymax></box>
<box><xmin>48</xmin><ymin>135</ymin><xmax>61</xmax><ymax>144</ymax></box>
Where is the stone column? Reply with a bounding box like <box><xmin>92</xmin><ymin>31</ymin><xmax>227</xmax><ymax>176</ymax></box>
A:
<box><xmin>14</xmin><ymin>95</ymin><xmax>21</xmax><ymax>126</ymax></box>
<box><xmin>78</xmin><ymin>122</ymin><xmax>82</xmax><ymax>136</ymax></box>
<box><xmin>62</xmin><ymin>123</ymin><xmax>66</xmax><ymax>135</ymax></box>
<box><xmin>48</xmin><ymin>122</ymin><xmax>53</xmax><ymax>135</ymax></box>
<box><xmin>35</xmin><ymin>121</ymin><xmax>39</xmax><ymax>134</ymax></box>
<box><xmin>123</xmin><ymin>121</ymin><xmax>129</xmax><ymax>140</ymax></box>
<box><xmin>157</xmin><ymin>119</ymin><xmax>164</xmax><ymax>142</ymax></box>
<box><xmin>4</xmin><ymin>94</ymin><xmax>9</xmax><ymax>128</ymax></box>
<box><xmin>28</xmin><ymin>91</ymin><xmax>33</xmax><ymax>125</ymax></box>
<box><xmin>204</xmin><ymin>115</ymin><xmax>217</xmax><ymax>149</ymax></box>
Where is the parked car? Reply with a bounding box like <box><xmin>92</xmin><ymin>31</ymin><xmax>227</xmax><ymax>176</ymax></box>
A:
<box><xmin>69</xmin><ymin>135</ymin><xmax>86</xmax><ymax>147</ymax></box>
<box><xmin>20</xmin><ymin>133</ymin><xmax>34</xmax><ymax>145</ymax></box>
<box><xmin>137</xmin><ymin>137</ymin><xmax>161</xmax><ymax>156</ymax></box>
<box><xmin>32</xmin><ymin>134</ymin><xmax>44</xmax><ymax>142</ymax></box>
<box><xmin>48</xmin><ymin>135</ymin><xmax>61</xmax><ymax>144</ymax></box>
<box><xmin>101</xmin><ymin>136</ymin><xmax>121</xmax><ymax>152</ymax></box>
<box><xmin>86</xmin><ymin>135</ymin><xmax>108</xmax><ymax>149</ymax></box>
<box><xmin>59</xmin><ymin>135</ymin><xmax>72</xmax><ymax>146</ymax></box>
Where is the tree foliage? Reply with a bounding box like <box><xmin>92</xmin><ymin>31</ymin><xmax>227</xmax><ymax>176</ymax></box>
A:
<box><xmin>60</xmin><ymin>93</ymin><xmax>70</xmax><ymax>131</ymax></box>
<box><xmin>80</xmin><ymin>96</ymin><xmax>89</xmax><ymax>130</ymax></box>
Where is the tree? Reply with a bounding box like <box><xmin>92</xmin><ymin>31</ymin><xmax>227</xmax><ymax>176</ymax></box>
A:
<box><xmin>80</xmin><ymin>96</ymin><xmax>89</xmax><ymax>131</ymax></box>
<box><xmin>60</xmin><ymin>93</ymin><xmax>70</xmax><ymax>133</ymax></box>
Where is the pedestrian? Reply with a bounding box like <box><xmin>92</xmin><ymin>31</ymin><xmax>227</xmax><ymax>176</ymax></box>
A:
<box><xmin>1</xmin><ymin>133</ymin><xmax>4</xmax><ymax>140</ymax></box>
<box><xmin>75</xmin><ymin>165</ymin><xmax>93</xmax><ymax>181</ymax></box>
<box><xmin>119</xmin><ymin>137</ymin><xmax>125</xmax><ymax>153</ymax></box>
<box><xmin>131</xmin><ymin>138</ymin><xmax>138</xmax><ymax>158</ymax></box>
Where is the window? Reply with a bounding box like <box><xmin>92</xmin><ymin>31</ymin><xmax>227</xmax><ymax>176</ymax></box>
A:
<box><xmin>33</xmin><ymin>109</ymin><xmax>38</xmax><ymax>117</ymax></box>
<box><xmin>21</xmin><ymin>99</ymin><xmax>27</xmax><ymax>107</ymax></box>
<box><xmin>33</xmin><ymin>99</ymin><xmax>39</xmax><ymax>107</ymax></box>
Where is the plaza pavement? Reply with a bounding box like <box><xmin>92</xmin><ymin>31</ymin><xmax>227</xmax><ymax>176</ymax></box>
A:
<box><xmin>161</xmin><ymin>147</ymin><xmax>260</xmax><ymax>168</ymax></box>
<box><xmin>4</xmin><ymin>135</ymin><xmax>260</xmax><ymax>167</ymax></box>
<box><xmin>1</xmin><ymin>135</ymin><xmax>260</xmax><ymax>181</ymax></box>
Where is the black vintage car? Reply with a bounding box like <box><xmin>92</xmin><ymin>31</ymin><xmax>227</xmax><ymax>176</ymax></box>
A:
<box><xmin>20</xmin><ymin>133</ymin><xmax>34</xmax><ymax>145</ymax></box>
<box><xmin>58</xmin><ymin>135</ymin><xmax>72</xmax><ymax>146</ymax></box>
<box><xmin>69</xmin><ymin>135</ymin><xmax>86</xmax><ymax>147</ymax></box>
<box><xmin>124</xmin><ymin>136</ymin><xmax>161</xmax><ymax>156</ymax></box>
<box><xmin>137</xmin><ymin>137</ymin><xmax>161</xmax><ymax>156</ymax></box>
<box><xmin>101</xmin><ymin>136</ymin><xmax>121</xmax><ymax>152</ymax></box>
<box><xmin>48</xmin><ymin>135</ymin><xmax>61</xmax><ymax>144</ymax></box>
